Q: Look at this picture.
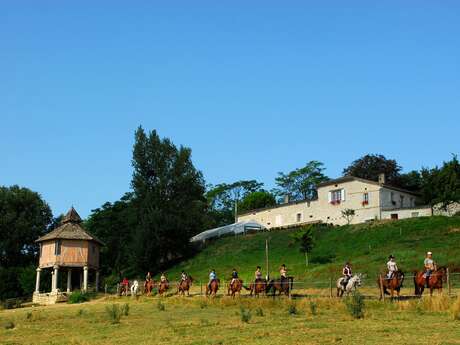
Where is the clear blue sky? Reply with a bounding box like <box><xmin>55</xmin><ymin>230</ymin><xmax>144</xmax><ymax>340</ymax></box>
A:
<box><xmin>1</xmin><ymin>1</ymin><xmax>459</xmax><ymax>218</ymax></box>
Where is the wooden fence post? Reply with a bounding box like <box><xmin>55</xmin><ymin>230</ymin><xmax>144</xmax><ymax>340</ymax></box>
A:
<box><xmin>329</xmin><ymin>277</ymin><xmax>333</xmax><ymax>298</ymax></box>
<box><xmin>379</xmin><ymin>275</ymin><xmax>385</xmax><ymax>301</ymax></box>
<box><xmin>447</xmin><ymin>268</ymin><xmax>451</xmax><ymax>296</ymax></box>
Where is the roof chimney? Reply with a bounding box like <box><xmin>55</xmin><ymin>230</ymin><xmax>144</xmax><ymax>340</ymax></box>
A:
<box><xmin>283</xmin><ymin>194</ymin><xmax>290</xmax><ymax>204</ymax></box>
<box><xmin>378</xmin><ymin>173</ymin><xmax>386</xmax><ymax>185</ymax></box>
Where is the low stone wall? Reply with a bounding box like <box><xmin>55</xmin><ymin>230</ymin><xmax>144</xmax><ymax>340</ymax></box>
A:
<box><xmin>381</xmin><ymin>207</ymin><xmax>432</xmax><ymax>220</ymax></box>
<box><xmin>33</xmin><ymin>291</ymin><xmax>68</xmax><ymax>305</ymax></box>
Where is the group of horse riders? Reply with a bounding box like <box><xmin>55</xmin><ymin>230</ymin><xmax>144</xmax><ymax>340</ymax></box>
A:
<box><xmin>341</xmin><ymin>251</ymin><xmax>437</xmax><ymax>288</ymax></box>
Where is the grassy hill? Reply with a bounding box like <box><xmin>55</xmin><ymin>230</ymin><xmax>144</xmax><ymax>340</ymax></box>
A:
<box><xmin>165</xmin><ymin>216</ymin><xmax>460</xmax><ymax>283</ymax></box>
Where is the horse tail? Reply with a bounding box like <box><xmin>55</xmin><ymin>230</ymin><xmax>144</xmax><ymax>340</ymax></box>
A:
<box><xmin>243</xmin><ymin>285</ymin><xmax>251</xmax><ymax>291</ymax></box>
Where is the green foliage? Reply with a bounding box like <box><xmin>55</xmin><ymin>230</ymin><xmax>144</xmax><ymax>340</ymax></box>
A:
<box><xmin>255</xmin><ymin>307</ymin><xmax>264</xmax><ymax>317</ymax></box>
<box><xmin>68</xmin><ymin>291</ymin><xmax>90</xmax><ymax>304</ymax></box>
<box><xmin>105</xmin><ymin>304</ymin><xmax>122</xmax><ymax>324</ymax></box>
<box><xmin>76</xmin><ymin>309</ymin><xmax>85</xmax><ymax>317</ymax></box>
<box><xmin>274</xmin><ymin>161</ymin><xmax>329</xmax><ymax>201</ymax></box>
<box><xmin>292</xmin><ymin>227</ymin><xmax>314</xmax><ymax>255</ymax></box>
<box><xmin>343</xmin><ymin>154</ymin><xmax>401</xmax><ymax>185</ymax></box>
<box><xmin>238</xmin><ymin>191</ymin><xmax>276</xmax><ymax>214</ymax></box>
<box><xmin>121</xmin><ymin>303</ymin><xmax>130</xmax><ymax>316</ymax></box>
<box><xmin>288</xmin><ymin>303</ymin><xmax>298</xmax><ymax>315</ymax></box>
<box><xmin>345</xmin><ymin>292</ymin><xmax>365</xmax><ymax>319</ymax></box>
<box><xmin>157</xmin><ymin>300</ymin><xmax>165</xmax><ymax>311</ymax></box>
<box><xmin>1</xmin><ymin>320</ymin><xmax>15</xmax><ymax>329</ymax></box>
<box><xmin>240</xmin><ymin>306</ymin><xmax>252</xmax><ymax>323</ymax></box>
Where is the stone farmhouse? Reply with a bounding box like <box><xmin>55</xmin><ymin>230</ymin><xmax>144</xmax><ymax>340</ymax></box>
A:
<box><xmin>237</xmin><ymin>175</ymin><xmax>434</xmax><ymax>227</ymax></box>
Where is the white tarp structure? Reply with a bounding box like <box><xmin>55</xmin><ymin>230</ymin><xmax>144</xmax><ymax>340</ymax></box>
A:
<box><xmin>190</xmin><ymin>220</ymin><xmax>265</xmax><ymax>243</ymax></box>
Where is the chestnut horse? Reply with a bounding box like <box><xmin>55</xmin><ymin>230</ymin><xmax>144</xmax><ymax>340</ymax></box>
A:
<box><xmin>378</xmin><ymin>271</ymin><xmax>404</xmax><ymax>299</ymax></box>
<box><xmin>266</xmin><ymin>277</ymin><xmax>294</xmax><ymax>296</ymax></box>
<box><xmin>158</xmin><ymin>280</ymin><xmax>169</xmax><ymax>296</ymax></box>
<box><xmin>227</xmin><ymin>279</ymin><xmax>243</xmax><ymax>298</ymax></box>
<box><xmin>244</xmin><ymin>279</ymin><xmax>267</xmax><ymax>297</ymax></box>
<box><xmin>414</xmin><ymin>267</ymin><xmax>446</xmax><ymax>296</ymax></box>
<box><xmin>206</xmin><ymin>279</ymin><xmax>219</xmax><ymax>297</ymax></box>
<box><xmin>144</xmin><ymin>279</ymin><xmax>155</xmax><ymax>296</ymax></box>
<box><xmin>178</xmin><ymin>276</ymin><xmax>193</xmax><ymax>296</ymax></box>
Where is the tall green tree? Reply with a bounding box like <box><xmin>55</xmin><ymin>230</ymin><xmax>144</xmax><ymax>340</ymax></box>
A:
<box><xmin>432</xmin><ymin>155</ymin><xmax>460</xmax><ymax>211</ymax></box>
<box><xmin>131</xmin><ymin>127</ymin><xmax>207</xmax><ymax>273</ymax></box>
<box><xmin>274</xmin><ymin>161</ymin><xmax>329</xmax><ymax>201</ymax></box>
<box><xmin>343</xmin><ymin>154</ymin><xmax>401</xmax><ymax>185</ymax></box>
<box><xmin>237</xmin><ymin>191</ymin><xmax>276</xmax><ymax>214</ymax></box>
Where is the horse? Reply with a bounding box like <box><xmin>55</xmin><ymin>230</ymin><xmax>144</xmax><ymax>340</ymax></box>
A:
<box><xmin>144</xmin><ymin>279</ymin><xmax>155</xmax><ymax>296</ymax></box>
<box><xmin>227</xmin><ymin>279</ymin><xmax>243</xmax><ymax>298</ymax></box>
<box><xmin>266</xmin><ymin>277</ymin><xmax>294</xmax><ymax>296</ymax></box>
<box><xmin>119</xmin><ymin>282</ymin><xmax>129</xmax><ymax>296</ymax></box>
<box><xmin>244</xmin><ymin>279</ymin><xmax>267</xmax><ymax>297</ymax></box>
<box><xmin>177</xmin><ymin>276</ymin><xmax>193</xmax><ymax>296</ymax></box>
<box><xmin>130</xmin><ymin>280</ymin><xmax>139</xmax><ymax>296</ymax></box>
<box><xmin>158</xmin><ymin>280</ymin><xmax>169</xmax><ymax>296</ymax></box>
<box><xmin>206</xmin><ymin>279</ymin><xmax>219</xmax><ymax>297</ymax></box>
<box><xmin>414</xmin><ymin>267</ymin><xmax>446</xmax><ymax>296</ymax></box>
<box><xmin>378</xmin><ymin>271</ymin><xmax>404</xmax><ymax>299</ymax></box>
<box><xmin>336</xmin><ymin>274</ymin><xmax>362</xmax><ymax>297</ymax></box>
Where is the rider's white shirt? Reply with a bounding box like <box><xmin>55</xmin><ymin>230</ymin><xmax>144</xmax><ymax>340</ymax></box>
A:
<box><xmin>387</xmin><ymin>260</ymin><xmax>398</xmax><ymax>271</ymax></box>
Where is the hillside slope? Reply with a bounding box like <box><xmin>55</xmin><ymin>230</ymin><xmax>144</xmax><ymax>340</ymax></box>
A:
<box><xmin>166</xmin><ymin>216</ymin><xmax>460</xmax><ymax>283</ymax></box>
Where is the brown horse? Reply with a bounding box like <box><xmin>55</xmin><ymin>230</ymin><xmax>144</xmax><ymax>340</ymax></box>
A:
<box><xmin>144</xmin><ymin>279</ymin><xmax>155</xmax><ymax>296</ymax></box>
<box><xmin>414</xmin><ymin>267</ymin><xmax>446</xmax><ymax>296</ymax></box>
<box><xmin>227</xmin><ymin>279</ymin><xmax>243</xmax><ymax>298</ymax></box>
<box><xmin>244</xmin><ymin>279</ymin><xmax>267</xmax><ymax>297</ymax></box>
<box><xmin>177</xmin><ymin>277</ymin><xmax>193</xmax><ymax>296</ymax></box>
<box><xmin>119</xmin><ymin>283</ymin><xmax>129</xmax><ymax>296</ymax></box>
<box><xmin>158</xmin><ymin>280</ymin><xmax>169</xmax><ymax>296</ymax></box>
<box><xmin>206</xmin><ymin>279</ymin><xmax>219</xmax><ymax>297</ymax></box>
<box><xmin>266</xmin><ymin>277</ymin><xmax>294</xmax><ymax>296</ymax></box>
<box><xmin>378</xmin><ymin>271</ymin><xmax>404</xmax><ymax>299</ymax></box>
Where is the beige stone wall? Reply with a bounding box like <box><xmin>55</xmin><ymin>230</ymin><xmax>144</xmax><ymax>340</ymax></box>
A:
<box><xmin>433</xmin><ymin>202</ymin><xmax>460</xmax><ymax>216</ymax></box>
<box><xmin>381</xmin><ymin>207</ymin><xmax>432</xmax><ymax>220</ymax></box>
<box><xmin>380</xmin><ymin>188</ymin><xmax>418</xmax><ymax>209</ymax></box>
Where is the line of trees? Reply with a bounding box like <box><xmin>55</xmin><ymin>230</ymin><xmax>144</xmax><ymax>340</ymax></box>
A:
<box><xmin>1</xmin><ymin>126</ymin><xmax>459</xmax><ymax>298</ymax></box>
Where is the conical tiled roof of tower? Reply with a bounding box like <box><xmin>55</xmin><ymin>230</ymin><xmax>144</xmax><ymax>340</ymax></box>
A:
<box><xmin>36</xmin><ymin>207</ymin><xmax>104</xmax><ymax>245</ymax></box>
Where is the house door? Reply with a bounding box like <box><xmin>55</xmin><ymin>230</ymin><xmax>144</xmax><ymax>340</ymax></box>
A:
<box><xmin>391</xmin><ymin>213</ymin><xmax>398</xmax><ymax>220</ymax></box>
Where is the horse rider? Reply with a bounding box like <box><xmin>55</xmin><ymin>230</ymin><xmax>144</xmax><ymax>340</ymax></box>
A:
<box><xmin>254</xmin><ymin>266</ymin><xmax>262</xmax><ymax>283</ymax></box>
<box><xmin>121</xmin><ymin>277</ymin><xmax>129</xmax><ymax>294</ymax></box>
<box><xmin>208</xmin><ymin>269</ymin><xmax>217</xmax><ymax>289</ymax></box>
<box><xmin>280</xmin><ymin>264</ymin><xmax>287</xmax><ymax>280</ymax></box>
<box><xmin>180</xmin><ymin>270</ymin><xmax>188</xmax><ymax>281</ymax></box>
<box><xmin>145</xmin><ymin>271</ymin><xmax>152</xmax><ymax>282</ymax></box>
<box><xmin>230</xmin><ymin>268</ymin><xmax>239</xmax><ymax>287</ymax></box>
<box><xmin>386</xmin><ymin>255</ymin><xmax>398</xmax><ymax>279</ymax></box>
<box><xmin>424</xmin><ymin>251</ymin><xmax>435</xmax><ymax>287</ymax></box>
<box><xmin>341</xmin><ymin>262</ymin><xmax>352</xmax><ymax>287</ymax></box>
<box><xmin>160</xmin><ymin>272</ymin><xmax>168</xmax><ymax>284</ymax></box>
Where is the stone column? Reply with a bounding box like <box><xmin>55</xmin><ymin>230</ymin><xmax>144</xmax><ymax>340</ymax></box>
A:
<box><xmin>53</xmin><ymin>265</ymin><xmax>59</xmax><ymax>292</ymax></box>
<box><xmin>95</xmin><ymin>270</ymin><xmax>100</xmax><ymax>292</ymax></box>
<box><xmin>83</xmin><ymin>266</ymin><xmax>88</xmax><ymax>292</ymax></box>
<box><xmin>35</xmin><ymin>268</ymin><xmax>41</xmax><ymax>293</ymax></box>
<box><xmin>67</xmin><ymin>268</ymin><xmax>72</xmax><ymax>293</ymax></box>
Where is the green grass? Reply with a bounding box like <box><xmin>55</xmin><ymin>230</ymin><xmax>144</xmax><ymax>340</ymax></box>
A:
<box><xmin>165</xmin><ymin>216</ymin><xmax>460</xmax><ymax>283</ymax></box>
<box><xmin>1</xmin><ymin>295</ymin><xmax>460</xmax><ymax>344</ymax></box>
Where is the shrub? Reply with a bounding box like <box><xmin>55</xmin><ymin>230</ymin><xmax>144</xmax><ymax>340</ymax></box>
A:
<box><xmin>76</xmin><ymin>309</ymin><xmax>85</xmax><ymax>317</ymax></box>
<box><xmin>121</xmin><ymin>303</ymin><xmax>130</xmax><ymax>316</ymax></box>
<box><xmin>255</xmin><ymin>307</ymin><xmax>264</xmax><ymax>317</ymax></box>
<box><xmin>452</xmin><ymin>297</ymin><xmax>460</xmax><ymax>320</ymax></box>
<box><xmin>288</xmin><ymin>303</ymin><xmax>298</xmax><ymax>315</ymax></box>
<box><xmin>68</xmin><ymin>291</ymin><xmax>89</xmax><ymax>304</ymax></box>
<box><xmin>105</xmin><ymin>304</ymin><xmax>122</xmax><ymax>324</ymax></box>
<box><xmin>26</xmin><ymin>311</ymin><xmax>33</xmax><ymax>320</ymax></box>
<box><xmin>309</xmin><ymin>300</ymin><xmax>318</xmax><ymax>316</ymax></box>
<box><xmin>240</xmin><ymin>306</ymin><xmax>251</xmax><ymax>323</ymax></box>
<box><xmin>345</xmin><ymin>292</ymin><xmax>365</xmax><ymax>319</ymax></box>
<box><xmin>157</xmin><ymin>300</ymin><xmax>165</xmax><ymax>311</ymax></box>
<box><xmin>2</xmin><ymin>321</ymin><xmax>15</xmax><ymax>329</ymax></box>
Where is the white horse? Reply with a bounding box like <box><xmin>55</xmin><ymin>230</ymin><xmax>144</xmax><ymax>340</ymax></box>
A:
<box><xmin>130</xmin><ymin>280</ymin><xmax>139</xmax><ymax>296</ymax></box>
<box><xmin>336</xmin><ymin>274</ymin><xmax>362</xmax><ymax>297</ymax></box>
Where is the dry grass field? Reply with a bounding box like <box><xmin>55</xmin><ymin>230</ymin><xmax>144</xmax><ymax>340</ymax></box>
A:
<box><xmin>1</xmin><ymin>294</ymin><xmax>460</xmax><ymax>345</ymax></box>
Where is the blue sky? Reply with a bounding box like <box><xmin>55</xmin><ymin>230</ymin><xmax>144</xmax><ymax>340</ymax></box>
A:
<box><xmin>1</xmin><ymin>1</ymin><xmax>459</xmax><ymax>218</ymax></box>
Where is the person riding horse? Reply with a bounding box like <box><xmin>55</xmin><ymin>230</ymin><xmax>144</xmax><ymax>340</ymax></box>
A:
<box><xmin>230</xmin><ymin>268</ymin><xmax>239</xmax><ymax>288</ymax></box>
<box><xmin>341</xmin><ymin>262</ymin><xmax>352</xmax><ymax>287</ymax></box>
<box><xmin>255</xmin><ymin>266</ymin><xmax>262</xmax><ymax>283</ymax></box>
<box><xmin>386</xmin><ymin>255</ymin><xmax>398</xmax><ymax>279</ymax></box>
<box><xmin>424</xmin><ymin>251</ymin><xmax>435</xmax><ymax>287</ymax></box>
<box><xmin>279</xmin><ymin>264</ymin><xmax>287</xmax><ymax>280</ymax></box>
<box><xmin>121</xmin><ymin>277</ymin><xmax>129</xmax><ymax>295</ymax></box>
<box><xmin>208</xmin><ymin>269</ymin><xmax>217</xmax><ymax>290</ymax></box>
<box><xmin>180</xmin><ymin>270</ymin><xmax>188</xmax><ymax>282</ymax></box>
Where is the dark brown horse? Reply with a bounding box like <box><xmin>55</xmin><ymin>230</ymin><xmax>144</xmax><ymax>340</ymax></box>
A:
<box><xmin>244</xmin><ymin>279</ymin><xmax>267</xmax><ymax>297</ymax></box>
<box><xmin>378</xmin><ymin>271</ymin><xmax>404</xmax><ymax>299</ymax></box>
<box><xmin>178</xmin><ymin>276</ymin><xmax>193</xmax><ymax>296</ymax></box>
<box><xmin>414</xmin><ymin>267</ymin><xmax>446</xmax><ymax>296</ymax></box>
<box><xmin>227</xmin><ymin>279</ymin><xmax>243</xmax><ymax>298</ymax></box>
<box><xmin>158</xmin><ymin>280</ymin><xmax>169</xmax><ymax>296</ymax></box>
<box><xmin>144</xmin><ymin>279</ymin><xmax>155</xmax><ymax>296</ymax></box>
<box><xmin>266</xmin><ymin>277</ymin><xmax>294</xmax><ymax>296</ymax></box>
<box><xmin>206</xmin><ymin>279</ymin><xmax>219</xmax><ymax>297</ymax></box>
